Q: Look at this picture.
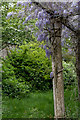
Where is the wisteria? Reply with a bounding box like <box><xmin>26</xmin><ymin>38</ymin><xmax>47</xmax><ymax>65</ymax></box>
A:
<box><xmin>6</xmin><ymin>1</ymin><xmax>79</xmax><ymax>40</ymax></box>
<box><xmin>50</xmin><ymin>72</ymin><xmax>54</xmax><ymax>78</ymax></box>
<box><xmin>45</xmin><ymin>48</ymin><xmax>52</xmax><ymax>59</ymax></box>
<box><xmin>6</xmin><ymin>12</ymin><xmax>17</xmax><ymax>19</ymax></box>
<box><xmin>23</xmin><ymin>15</ymin><xmax>31</xmax><ymax>24</ymax></box>
<box><xmin>17</xmin><ymin>1</ymin><xmax>23</xmax><ymax>6</ymax></box>
<box><xmin>43</xmin><ymin>45</ymin><xmax>46</xmax><ymax>50</ymax></box>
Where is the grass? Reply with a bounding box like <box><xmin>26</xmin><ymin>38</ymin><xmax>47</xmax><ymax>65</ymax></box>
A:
<box><xmin>2</xmin><ymin>86</ymin><xmax>79</xmax><ymax>118</ymax></box>
<box><xmin>64</xmin><ymin>85</ymin><xmax>78</xmax><ymax>118</ymax></box>
<box><xmin>2</xmin><ymin>90</ymin><xmax>54</xmax><ymax>118</ymax></box>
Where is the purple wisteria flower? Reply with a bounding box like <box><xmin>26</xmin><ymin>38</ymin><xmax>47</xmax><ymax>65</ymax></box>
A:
<box><xmin>45</xmin><ymin>49</ymin><xmax>51</xmax><ymax>59</ymax></box>
<box><xmin>50</xmin><ymin>72</ymin><xmax>54</xmax><ymax>78</ymax></box>
<box><xmin>6</xmin><ymin>12</ymin><xmax>17</xmax><ymax>19</ymax></box>
<box><xmin>17</xmin><ymin>1</ymin><xmax>23</xmax><ymax>6</ymax></box>
<box><xmin>6</xmin><ymin>12</ymin><xmax>13</xmax><ymax>19</ymax></box>
<box><xmin>43</xmin><ymin>45</ymin><xmax>46</xmax><ymax>50</ymax></box>
<box><xmin>37</xmin><ymin>10</ymin><xmax>44</xmax><ymax>19</ymax></box>
<box><xmin>23</xmin><ymin>15</ymin><xmax>31</xmax><ymax>24</ymax></box>
<box><xmin>37</xmin><ymin>34</ymin><xmax>43</xmax><ymax>41</ymax></box>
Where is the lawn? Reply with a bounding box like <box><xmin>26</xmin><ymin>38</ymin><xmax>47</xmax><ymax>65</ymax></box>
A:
<box><xmin>2</xmin><ymin>90</ymin><xmax>54</xmax><ymax>118</ymax></box>
<box><xmin>2</xmin><ymin>86</ymin><xmax>79</xmax><ymax>118</ymax></box>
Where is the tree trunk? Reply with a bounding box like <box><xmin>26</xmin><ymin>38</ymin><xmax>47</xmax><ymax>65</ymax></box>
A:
<box><xmin>76</xmin><ymin>34</ymin><xmax>80</xmax><ymax>101</ymax></box>
<box><xmin>75</xmin><ymin>33</ymin><xmax>80</xmax><ymax>118</ymax></box>
<box><xmin>52</xmin><ymin>20</ymin><xmax>65</xmax><ymax>118</ymax></box>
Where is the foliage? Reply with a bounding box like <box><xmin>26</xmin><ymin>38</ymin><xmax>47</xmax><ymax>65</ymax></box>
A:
<box><xmin>62</xmin><ymin>38</ymin><xmax>75</xmax><ymax>63</ymax></box>
<box><xmin>1</xmin><ymin>2</ymin><xmax>36</xmax><ymax>49</ymax></box>
<box><xmin>2</xmin><ymin>61</ymin><xmax>31</xmax><ymax>98</ymax></box>
<box><xmin>2</xmin><ymin>76</ymin><xmax>31</xmax><ymax>98</ymax></box>
<box><xmin>63</xmin><ymin>61</ymin><xmax>77</xmax><ymax>88</ymax></box>
<box><xmin>2</xmin><ymin>50</ymin><xmax>31</xmax><ymax>98</ymax></box>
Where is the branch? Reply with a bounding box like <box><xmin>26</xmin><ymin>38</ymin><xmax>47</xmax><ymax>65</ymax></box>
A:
<box><xmin>61</xmin><ymin>16</ymin><xmax>79</xmax><ymax>36</ymax></box>
<box><xmin>32</xmin><ymin>0</ymin><xmax>54</xmax><ymax>15</ymax></box>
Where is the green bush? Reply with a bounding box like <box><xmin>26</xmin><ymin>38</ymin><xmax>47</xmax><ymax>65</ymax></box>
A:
<box><xmin>2</xmin><ymin>59</ymin><xmax>31</xmax><ymax>98</ymax></box>
<box><xmin>2</xmin><ymin>42</ymin><xmax>52</xmax><ymax>97</ymax></box>
<box><xmin>2</xmin><ymin>42</ymin><xmax>77</xmax><ymax>97</ymax></box>
<box><xmin>3</xmin><ymin>76</ymin><xmax>31</xmax><ymax>98</ymax></box>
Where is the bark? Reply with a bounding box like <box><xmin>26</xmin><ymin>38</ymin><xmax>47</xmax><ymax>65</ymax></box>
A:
<box><xmin>76</xmin><ymin>34</ymin><xmax>80</xmax><ymax>101</ymax></box>
<box><xmin>52</xmin><ymin>20</ymin><xmax>65</xmax><ymax>118</ymax></box>
<box><xmin>75</xmin><ymin>33</ymin><xmax>80</xmax><ymax>119</ymax></box>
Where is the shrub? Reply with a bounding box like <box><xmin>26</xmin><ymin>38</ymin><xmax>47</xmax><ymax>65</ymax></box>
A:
<box><xmin>2</xmin><ymin>60</ymin><xmax>31</xmax><ymax>98</ymax></box>
<box><xmin>2</xmin><ymin>42</ymin><xmax>52</xmax><ymax>97</ymax></box>
<box><xmin>3</xmin><ymin>76</ymin><xmax>31</xmax><ymax>98</ymax></box>
<box><xmin>2</xmin><ymin>42</ymin><xmax>77</xmax><ymax>97</ymax></box>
